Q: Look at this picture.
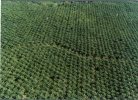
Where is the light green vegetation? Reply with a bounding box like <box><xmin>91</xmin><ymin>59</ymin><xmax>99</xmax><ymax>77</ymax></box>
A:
<box><xmin>1</xmin><ymin>0</ymin><xmax>138</xmax><ymax>99</ymax></box>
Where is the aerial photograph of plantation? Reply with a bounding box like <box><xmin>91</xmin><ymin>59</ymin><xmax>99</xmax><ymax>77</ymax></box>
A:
<box><xmin>1</xmin><ymin>0</ymin><xmax>138</xmax><ymax>99</ymax></box>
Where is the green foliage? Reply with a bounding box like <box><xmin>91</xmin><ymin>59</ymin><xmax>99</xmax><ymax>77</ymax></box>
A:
<box><xmin>1</xmin><ymin>0</ymin><xmax>138</xmax><ymax>99</ymax></box>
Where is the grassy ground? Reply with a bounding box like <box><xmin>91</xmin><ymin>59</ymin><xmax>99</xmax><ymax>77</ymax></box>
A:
<box><xmin>1</xmin><ymin>0</ymin><xmax>138</xmax><ymax>99</ymax></box>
